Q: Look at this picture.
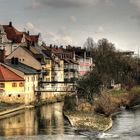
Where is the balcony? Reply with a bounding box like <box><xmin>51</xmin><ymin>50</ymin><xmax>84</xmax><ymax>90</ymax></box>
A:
<box><xmin>42</xmin><ymin>70</ymin><xmax>49</xmax><ymax>76</ymax></box>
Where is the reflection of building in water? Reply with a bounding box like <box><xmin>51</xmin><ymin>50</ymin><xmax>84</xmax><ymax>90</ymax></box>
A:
<box><xmin>0</xmin><ymin>110</ymin><xmax>38</xmax><ymax>136</ymax></box>
<box><xmin>53</xmin><ymin>103</ymin><xmax>64</xmax><ymax>135</ymax></box>
<box><xmin>40</xmin><ymin>102</ymin><xmax>64</xmax><ymax>135</ymax></box>
<box><xmin>0</xmin><ymin>103</ymin><xmax>65</xmax><ymax>136</ymax></box>
<box><xmin>25</xmin><ymin>110</ymin><xmax>38</xmax><ymax>135</ymax></box>
<box><xmin>0</xmin><ymin>112</ymin><xmax>25</xmax><ymax>136</ymax></box>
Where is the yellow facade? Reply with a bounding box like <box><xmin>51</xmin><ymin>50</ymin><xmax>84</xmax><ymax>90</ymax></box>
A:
<box><xmin>60</xmin><ymin>60</ymin><xmax>64</xmax><ymax>82</ymax></box>
<box><xmin>0</xmin><ymin>81</ymin><xmax>25</xmax><ymax>92</ymax></box>
<box><xmin>42</xmin><ymin>59</ymin><xmax>52</xmax><ymax>86</ymax></box>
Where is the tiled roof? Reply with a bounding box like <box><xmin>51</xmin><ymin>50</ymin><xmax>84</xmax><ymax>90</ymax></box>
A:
<box><xmin>30</xmin><ymin>35</ymin><xmax>39</xmax><ymax>43</ymax></box>
<box><xmin>5</xmin><ymin>60</ymin><xmax>39</xmax><ymax>75</ymax></box>
<box><xmin>3</xmin><ymin>25</ymin><xmax>23</xmax><ymax>43</ymax></box>
<box><xmin>3</xmin><ymin>24</ymin><xmax>39</xmax><ymax>44</ymax></box>
<box><xmin>0</xmin><ymin>64</ymin><xmax>24</xmax><ymax>82</ymax></box>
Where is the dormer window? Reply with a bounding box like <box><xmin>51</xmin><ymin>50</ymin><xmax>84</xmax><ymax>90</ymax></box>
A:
<box><xmin>0</xmin><ymin>37</ymin><xmax>2</xmax><ymax>43</ymax></box>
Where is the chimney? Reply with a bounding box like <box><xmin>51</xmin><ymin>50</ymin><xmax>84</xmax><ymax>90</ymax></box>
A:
<box><xmin>27</xmin><ymin>31</ymin><xmax>30</xmax><ymax>35</ymax></box>
<box><xmin>0</xmin><ymin>49</ymin><xmax>5</xmax><ymax>63</ymax></box>
<box><xmin>50</xmin><ymin>44</ymin><xmax>52</xmax><ymax>48</ymax></box>
<box><xmin>9</xmin><ymin>21</ymin><xmax>12</xmax><ymax>27</ymax></box>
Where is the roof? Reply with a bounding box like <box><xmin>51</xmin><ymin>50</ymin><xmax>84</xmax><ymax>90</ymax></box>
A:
<box><xmin>3</xmin><ymin>25</ymin><xmax>23</xmax><ymax>43</ymax></box>
<box><xmin>5</xmin><ymin>60</ymin><xmax>39</xmax><ymax>75</ymax></box>
<box><xmin>30</xmin><ymin>35</ymin><xmax>39</xmax><ymax>43</ymax></box>
<box><xmin>0</xmin><ymin>64</ymin><xmax>24</xmax><ymax>82</ymax></box>
<box><xmin>3</xmin><ymin>23</ymin><xmax>39</xmax><ymax>44</ymax></box>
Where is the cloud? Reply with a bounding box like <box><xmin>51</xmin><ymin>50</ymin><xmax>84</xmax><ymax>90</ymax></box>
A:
<box><xmin>45</xmin><ymin>27</ymin><xmax>76</xmax><ymax>45</ymax></box>
<box><xmin>26</xmin><ymin>22</ymin><xmax>40</xmax><ymax>34</ymax></box>
<box><xmin>129</xmin><ymin>0</ymin><xmax>140</xmax><ymax>10</ymax></box>
<box><xmin>95</xmin><ymin>26</ymin><xmax>105</xmax><ymax>34</ymax></box>
<box><xmin>31</xmin><ymin>0</ymin><xmax>113</xmax><ymax>9</ymax></box>
<box><xmin>69</xmin><ymin>16</ymin><xmax>77</xmax><ymax>23</ymax></box>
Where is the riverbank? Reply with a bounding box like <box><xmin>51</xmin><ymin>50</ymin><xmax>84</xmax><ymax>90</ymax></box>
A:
<box><xmin>0</xmin><ymin>92</ymin><xmax>68</xmax><ymax>119</ymax></box>
<box><xmin>64</xmin><ymin>112</ymin><xmax>112</xmax><ymax>131</ymax></box>
<box><xmin>63</xmin><ymin>87</ymin><xmax>140</xmax><ymax>132</ymax></box>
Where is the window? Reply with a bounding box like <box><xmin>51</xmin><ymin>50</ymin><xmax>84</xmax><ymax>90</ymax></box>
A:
<box><xmin>12</xmin><ymin>83</ymin><xmax>17</xmax><ymax>87</ymax></box>
<box><xmin>46</xmin><ymin>78</ymin><xmax>50</xmax><ymax>82</ymax></box>
<box><xmin>18</xmin><ymin>94</ymin><xmax>20</xmax><ymax>98</ymax></box>
<box><xmin>0</xmin><ymin>83</ymin><xmax>5</xmax><ymax>88</ymax></box>
<box><xmin>27</xmin><ymin>77</ymin><xmax>30</xmax><ymax>82</ymax></box>
<box><xmin>32</xmin><ymin>76</ymin><xmax>35</xmax><ymax>81</ymax></box>
<box><xmin>19</xmin><ymin>82</ymin><xmax>24</xmax><ymax>87</ymax></box>
<box><xmin>46</xmin><ymin>60</ymin><xmax>50</xmax><ymax>64</ymax></box>
<box><xmin>0</xmin><ymin>37</ymin><xmax>2</xmax><ymax>43</ymax></box>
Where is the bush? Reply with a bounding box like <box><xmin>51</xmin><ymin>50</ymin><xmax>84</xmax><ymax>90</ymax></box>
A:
<box><xmin>127</xmin><ymin>87</ymin><xmax>140</xmax><ymax>107</ymax></box>
<box><xmin>63</xmin><ymin>95</ymin><xmax>78</xmax><ymax>112</ymax></box>
<box><xmin>63</xmin><ymin>94</ymin><xmax>92</xmax><ymax>113</ymax></box>
<box><xmin>94</xmin><ymin>94</ymin><xmax>119</xmax><ymax>117</ymax></box>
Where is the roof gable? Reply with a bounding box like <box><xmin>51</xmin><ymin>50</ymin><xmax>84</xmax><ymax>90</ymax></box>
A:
<box><xmin>0</xmin><ymin>64</ymin><xmax>24</xmax><ymax>82</ymax></box>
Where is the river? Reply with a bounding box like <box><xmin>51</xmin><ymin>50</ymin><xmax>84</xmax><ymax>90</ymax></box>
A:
<box><xmin>0</xmin><ymin>102</ymin><xmax>139</xmax><ymax>140</ymax></box>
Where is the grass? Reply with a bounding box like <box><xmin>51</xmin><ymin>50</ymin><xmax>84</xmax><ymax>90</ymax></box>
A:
<box><xmin>108</xmin><ymin>89</ymin><xmax>126</xmax><ymax>97</ymax></box>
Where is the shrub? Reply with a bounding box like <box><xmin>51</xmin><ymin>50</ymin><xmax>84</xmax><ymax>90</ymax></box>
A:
<box><xmin>94</xmin><ymin>94</ymin><xmax>119</xmax><ymax>117</ymax></box>
<box><xmin>127</xmin><ymin>87</ymin><xmax>140</xmax><ymax>107</ymax></box>
<box><xmin>63</xmin><ymin>95</ymin><xmax>92</xmax><ymax>113</ymax></box>
<box><xmin>63</xmin><ymin>95</ymin><xmax>78</xmax><ymax>112</ymax></box>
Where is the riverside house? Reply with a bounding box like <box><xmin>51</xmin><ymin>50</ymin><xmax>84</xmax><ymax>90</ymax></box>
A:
<box><xmin>0</xmin><ymin>63</ymin><xmax>25</xmax><ymax>103</ymax></box>
<box><xmin>0</xmin><ymin>21</ymin><xmax>41</xmax><ymax>56</ymax></box>
<box><xmin>65</xmin><ymin>46</ymin><xmax>94</xmax><ymax>76</ymax></box>
<box><xmin>5</xmin><ymin>57</ymin><xmax>39</xmax><ymax>104</ymax></box>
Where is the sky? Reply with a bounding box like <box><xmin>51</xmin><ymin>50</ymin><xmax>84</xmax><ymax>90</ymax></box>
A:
<box><xmin>0</xmin><ymin>0</ymin><xmax>140</xmax><ymax>52</ymax></box>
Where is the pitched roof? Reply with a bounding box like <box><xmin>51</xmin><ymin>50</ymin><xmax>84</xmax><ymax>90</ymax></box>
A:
<box><xmin>30</xmin><ymin>35</ymin><xmax>39</xmax><ymax>43</ymax></box>
<box><xmin>0</xmin><ymin>64</ymin><xmax>24</xmax><ymax>82</ymax></box>
<box><xmin>5</xmin><ymin>60</ymin><xmax>39</xmax><ymax>75</ymax></box>
<box><xmin>3</xmin><ymin>25</ymin><xmax>23</xmax><ymax>43</ymax></box>
<box><xmin>3</xmin><ymin>23</ymin><xmax>39</xmax><ymax>44</ymax></box>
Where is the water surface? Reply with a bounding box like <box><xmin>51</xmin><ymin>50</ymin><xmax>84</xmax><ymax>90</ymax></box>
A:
<box><xmin>0</xmin><ymin>102</ymin><xmax>140</xmax><ymax>140</ymax></box>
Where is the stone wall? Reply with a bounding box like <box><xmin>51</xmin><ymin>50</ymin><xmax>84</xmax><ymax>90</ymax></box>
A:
<box><xmin>0</xmin><ymin>91</ymin><xmax>35</xmax><ymax>104</ymax></box>
<box><xmin>0</xmin><ymin>92</ymin><xmax>25</xmax><ymax>104</ymax></box>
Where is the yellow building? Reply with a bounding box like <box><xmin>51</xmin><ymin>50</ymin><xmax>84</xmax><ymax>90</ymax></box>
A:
<box><xmin>0</xmin><ymin>64</ymin><xmax>24</xmax><ymax>93</ymax></box>
<box><xmin>0</xmin><ymin>64</ymin><xmax>25</xmax><ymax>103</ymax></box>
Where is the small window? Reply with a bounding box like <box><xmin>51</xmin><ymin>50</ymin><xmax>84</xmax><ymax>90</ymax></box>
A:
<box><xmin>19</xmin><ymin>82</ymin><xmax>24</xmax><ymax>87</ymax></box>
<box><xmin>18</xmin><ymin>94</ymin><xmax>20</xmax><ymax>98</ymax></box>
<box><xmin>32</xmin><ymin>76</ymin><xmax>35</xmax><ymax>81</ymax></box>
<box><xmin>12</xmin><ymin>83</ymin><xmax>17</xmax><ymax>87</ymax></box>
<box><xmin>46</xmin><ymin>78</ymin><xmax>50</xmax><ymax>82</ymax></box>
<box><xmin>46</xmin><ymin>60</ymin><xmax>50</xmax><ymax>64</ymax></box>
<box><xmin>0</xmin><ymin>37</ymin><xmax>2</xmax><ymax>43</ymax></box>
<box><xmin>0</xmin><ymin>83</ymin><xmax>5</xmax><ymax>88</ymax></box>
<box><xmin>28</xmin><ymin>77</ymin><xmax>30</xmax><ymax>82</ymax></box>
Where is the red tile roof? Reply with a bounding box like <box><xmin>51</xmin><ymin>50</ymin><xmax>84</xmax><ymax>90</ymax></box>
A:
<box><xmin>3</xmin><ymin>24</ymin><xmax>39</xmax><ymax>44</ymax></box>
<box><xmin>0</xmin><ymin>64</ymin><xmax>24</xmax><ymax>82</ymax></box>
<box><xmin>30</xmin><ymin>35</ymin><xmax>39</xmax><ymax>43</ymax></box>
<box><xmin>3</xmin><ymin>25</ymin><xmax>23</xmax><ymax>43</ymax></box>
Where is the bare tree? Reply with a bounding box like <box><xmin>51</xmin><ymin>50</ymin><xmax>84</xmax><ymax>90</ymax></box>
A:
<box><xmin>84</xmin><ymin>37</ymin><xmax>97</xmax><ymax>51</ymax></box>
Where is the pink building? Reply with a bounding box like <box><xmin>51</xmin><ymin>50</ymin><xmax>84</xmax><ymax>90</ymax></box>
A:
<box><xmin>66</xmin><ymin>46</ymin><xmax>94</xmax><ymax>76</ymax></box>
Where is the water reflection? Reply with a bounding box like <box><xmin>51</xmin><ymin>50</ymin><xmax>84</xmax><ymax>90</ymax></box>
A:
<box><xmin>0</xmin><ymin>102</ymin><xmax>69</xmax><ymax>136</ymax></box>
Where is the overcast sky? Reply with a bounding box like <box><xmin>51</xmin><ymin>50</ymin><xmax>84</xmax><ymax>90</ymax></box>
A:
<box><xmin>0</xmin><ymin>0</ymin><xmax>140</xmax><ymax>52</ymax></box>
